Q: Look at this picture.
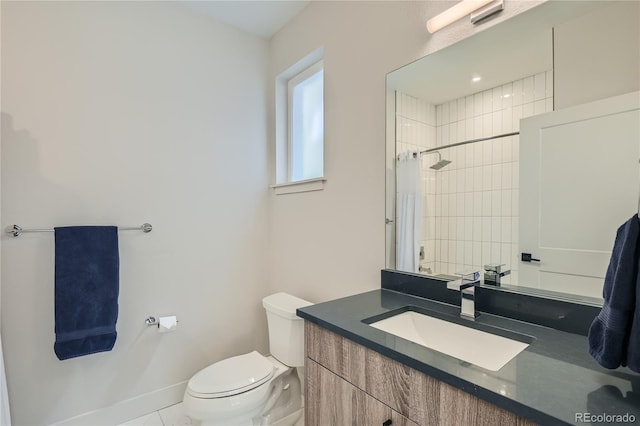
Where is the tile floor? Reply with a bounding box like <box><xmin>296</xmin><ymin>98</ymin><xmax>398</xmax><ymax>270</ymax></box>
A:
<box><xmin>118</xmin><ymin>401</ymin><xmax>305</xmax><ymax>426</ymax></box>
<box><xmin>118</xmin><ymin>403</ymin><xmax>192</xmax><ymax>426</ymax></box>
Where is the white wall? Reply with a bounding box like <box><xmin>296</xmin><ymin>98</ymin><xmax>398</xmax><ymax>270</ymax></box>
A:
<box><xmin>1</xmin><ymin>2</ymin><xmax>269</xmax><ymax>424</ymax></box>
<box><xmin>268</xmin><ymin>0</ymin><xmax>543</xmax><ymax>303</ymax></box>
<box><xmin>554</xmin><ymin>0</ymin><xmax>640</xmax><ymax>110</ymax></box>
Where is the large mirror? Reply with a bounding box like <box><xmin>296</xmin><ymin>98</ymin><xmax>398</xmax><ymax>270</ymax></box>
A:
<box><xmin>386</xmin><ymin>0</ymin><xmax>640</xmax><ymax>303</ymax></box>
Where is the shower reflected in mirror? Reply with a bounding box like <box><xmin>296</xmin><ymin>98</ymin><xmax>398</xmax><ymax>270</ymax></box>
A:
<box><xmin>425</xmin><ymin>151</ymin><xmax>452</xmax><ymax>170</ymax></box>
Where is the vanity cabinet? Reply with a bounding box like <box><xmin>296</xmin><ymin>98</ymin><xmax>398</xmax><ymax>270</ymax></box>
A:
<box><xmin>305</xmin><ymin>322</ymin><xmax>538</xmax><ymax>426</ymax></box>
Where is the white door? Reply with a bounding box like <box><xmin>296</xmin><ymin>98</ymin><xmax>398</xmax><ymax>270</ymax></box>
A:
<box><xmin>519</xmin><ymin>91</ymin><xmax>640</xmax><ymax>298</ymax></box>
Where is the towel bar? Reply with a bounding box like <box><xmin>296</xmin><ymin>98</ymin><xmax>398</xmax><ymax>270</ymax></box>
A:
<box><xmin>5</xmin><ymin>223</ymin><xmax>153</xmax><ymax>238</ymax></box>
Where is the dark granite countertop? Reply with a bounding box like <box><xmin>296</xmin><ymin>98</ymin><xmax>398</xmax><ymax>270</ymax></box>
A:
<box><xmin>297</xmin><ymin>289</ymin><xmax>640</xmax><ymax>426</ymax></box>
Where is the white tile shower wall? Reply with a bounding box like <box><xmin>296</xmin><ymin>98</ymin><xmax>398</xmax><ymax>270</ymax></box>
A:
<box><xmin>431</xmin><ymin>71</ymin><xmax>553</xmax><ymax>284</ymax></box>
<box><xmin>395</xmin><ymin>92</ymin><xmax>437</xmax><ymax>273</ymax></box>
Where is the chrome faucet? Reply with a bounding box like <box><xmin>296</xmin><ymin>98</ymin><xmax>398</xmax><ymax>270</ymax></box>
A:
<box><xmin>447</xmin><ymin>272</ymin><xmax>480</xmax><ymax>320</ymax></box>
<box><xmin>483</xmin><ymin>264</ymin><xmax>510</xmax><ymax>286</ymax></box>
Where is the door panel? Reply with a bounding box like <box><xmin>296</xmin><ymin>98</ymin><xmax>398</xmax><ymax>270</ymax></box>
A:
<box><xmin>520</xmin><ymin>91</ymin><xmax>640</xmax><ymax>297</ymax></box>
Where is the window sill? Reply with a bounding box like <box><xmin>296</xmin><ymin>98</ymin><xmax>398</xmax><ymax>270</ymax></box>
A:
<box><xmin>271</xmin><ymin>177</ymin><xmax>326</xmax><ymax>195</ymax></box>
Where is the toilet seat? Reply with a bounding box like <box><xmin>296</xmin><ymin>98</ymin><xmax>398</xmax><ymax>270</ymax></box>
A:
<box><xmin>187</xmin><ymin>351</ymin><xmax>275</xmax><ymax>399</ymax></box>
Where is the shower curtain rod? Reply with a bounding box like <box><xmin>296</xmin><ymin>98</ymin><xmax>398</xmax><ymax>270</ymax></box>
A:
<box><xmin>419</xmin><ymin>131</ymin><xmax>520</xmax><ymax>156</ymax></box>
<box><xmin>5</xmin><ymin>223</ymin><xmax>153</xmax><ymax>238</ymax></box>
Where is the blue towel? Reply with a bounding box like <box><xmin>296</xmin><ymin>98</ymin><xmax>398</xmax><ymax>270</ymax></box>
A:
<box><xmin>54</xmin><ymin>226</ymin><xmax>119</xmax><ymax>360</ymax></box>
<box><xmin>627</xmin><ymin>244</ymin><xmax>640</xmax><ymax>372</ymax></box>
<box><xmin>588</xmin><ymin>215</ymin><xmax>639</xmax><ymax>372</ymax></box>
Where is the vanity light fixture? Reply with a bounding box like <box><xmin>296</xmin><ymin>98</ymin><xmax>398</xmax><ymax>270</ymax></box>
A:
<box><xmin>426</xmin><ymin>0</ymin><xmax>504</xmax><ymax>34</ymax></box>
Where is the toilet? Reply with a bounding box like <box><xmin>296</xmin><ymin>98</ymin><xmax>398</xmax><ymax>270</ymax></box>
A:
<box><xmin>183</xmin><ymin>292</ymin><xmax>312</xmax><ymax>426</ymax></box>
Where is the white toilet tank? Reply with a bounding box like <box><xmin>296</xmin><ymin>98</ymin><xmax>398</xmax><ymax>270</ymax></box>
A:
<box><xmin>262</xmin><ymin>292</ymin><xmax>312</xmax><ymax>367</ymax></box>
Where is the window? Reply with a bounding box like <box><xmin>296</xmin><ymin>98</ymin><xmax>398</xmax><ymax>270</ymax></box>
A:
<box><xmin>288</xmin><ymin>61</ymin><xmax>324</xmax><ymax>182</ymax></box>
<box><xmin>273</xmin><ymin>48</ymin><xmax>325</xmax><ymax>195</ymax></box>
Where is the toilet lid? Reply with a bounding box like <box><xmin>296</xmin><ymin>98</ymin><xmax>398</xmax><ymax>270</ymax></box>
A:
<box><xmin>187</xmin><ymin>351</ymin><xmax>274</xmax><ymax>398</ymax></box>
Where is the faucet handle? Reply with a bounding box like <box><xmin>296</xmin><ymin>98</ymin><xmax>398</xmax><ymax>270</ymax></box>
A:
<box><xmin>447</xmin><ymin>279</ymin><xmax>465</xmax><ymax>291</ymax></box>
<box><xmin>448</xmin><ymin>269</ymin><xmax>480</xmax><ymax>291</ymax></box>
<box><xmin>484</xmin><ymin>263</ymin><xmax>506</xmax><ymax>273</ymax></box>
<box><xmin>455</xmin><ymin>269</ymin><xmax>480</xmax><ymax>283</ymax></box>
<box><xmin>447</xmin><ymin>279</ymin><xmax>478</xmax><ymax>292</ymax></box>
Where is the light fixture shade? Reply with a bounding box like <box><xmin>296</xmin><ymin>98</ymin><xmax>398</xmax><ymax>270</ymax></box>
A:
<box><xmin>426</xmin><ymin>0</ymin><xmax>495</xmax><ymax>33</ymax></box>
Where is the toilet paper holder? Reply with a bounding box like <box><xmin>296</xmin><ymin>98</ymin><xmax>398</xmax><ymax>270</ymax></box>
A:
<box><xmin>144</xmin><ymin>316</ymin><xmax>179</xmax><ymax>327</ymax></box>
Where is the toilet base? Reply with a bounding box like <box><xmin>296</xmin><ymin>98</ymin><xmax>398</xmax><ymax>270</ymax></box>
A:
<box><xmin>198</xmin><ymin>406</ymin><xmax>302</xmax><ymax>426</ymax></box>
<box><xmin>254</xmin><ymin>369</ymin><xmax>302</xmax><ymax>426</ymax></box>
<box><xmin>266</xmin><ymin>407</ymin><xmax>303</xmax><ymax>426</ymax></box>
<box><xmin>188</xmin><ymin>358</ymin><xmax>303</xmax><ymax>426</ymax></box>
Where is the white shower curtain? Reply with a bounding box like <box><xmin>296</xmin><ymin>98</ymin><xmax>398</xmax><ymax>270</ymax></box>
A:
<box><xmin>0</xmin><ymin>335</ymin><xmax>10</xmax><ymax>426</ymax></box>
<box><xmin>396</xmin><ymin>151</ymin><xmax>422</xmax><ymax>273</ymax></box>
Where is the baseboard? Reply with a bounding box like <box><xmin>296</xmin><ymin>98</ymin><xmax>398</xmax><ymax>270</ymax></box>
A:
<box><xmin>50</xmin><ymin>381</ymin><xmax>188</xmax><ymax>426</ymax></box>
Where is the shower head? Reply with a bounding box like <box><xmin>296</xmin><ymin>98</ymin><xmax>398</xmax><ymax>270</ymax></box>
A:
<box><xmin>428</xmin><ymin>151</ymin><xmax>452</xmax><ymax>170</ymax></box>
<box><xmin>430</xmin><ymin>159</ymin><xmax>452</xmax><ymax>170</ymax></box>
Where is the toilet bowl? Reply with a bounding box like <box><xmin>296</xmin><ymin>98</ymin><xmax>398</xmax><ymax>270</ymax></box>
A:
<box><xmin>183</xmin><ymin>293</ymin><xmax>312</xmax><ymax>426</ymax></box>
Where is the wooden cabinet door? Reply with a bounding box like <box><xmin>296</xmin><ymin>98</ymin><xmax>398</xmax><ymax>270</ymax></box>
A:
<box><xmin>306</xmin><ymin>358</ymin><xmax>418</xmax><ymax>426</ymax></box>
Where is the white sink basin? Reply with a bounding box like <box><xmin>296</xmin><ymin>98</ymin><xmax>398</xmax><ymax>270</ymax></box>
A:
<box><xmin>369</xmin><ymin>311</ymin><xmax>530</xmax><ymax>371</ymax></box>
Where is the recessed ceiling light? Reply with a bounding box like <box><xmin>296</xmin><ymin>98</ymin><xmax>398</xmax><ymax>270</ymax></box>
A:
<box><xmin>472</xmin><ymin>76</ymin><xmax>482</xmax><ymax>83</ymax></box>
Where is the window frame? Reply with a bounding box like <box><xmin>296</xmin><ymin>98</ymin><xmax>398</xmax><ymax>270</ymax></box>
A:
<box><xmin>272</xmin><ymin>48</ymin><xmax>326</xmax><ymax>195</ymax></box>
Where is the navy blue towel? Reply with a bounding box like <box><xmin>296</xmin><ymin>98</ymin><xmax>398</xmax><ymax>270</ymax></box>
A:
<box><xmin>54</xmin><ymin>226</ymin><xmax>119</xmax><ymax>360</ymax></box>
<box><xmin>588</xmin><ymin>215</ymin><xmax>640</xmax><ymax>372</ymax></box>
